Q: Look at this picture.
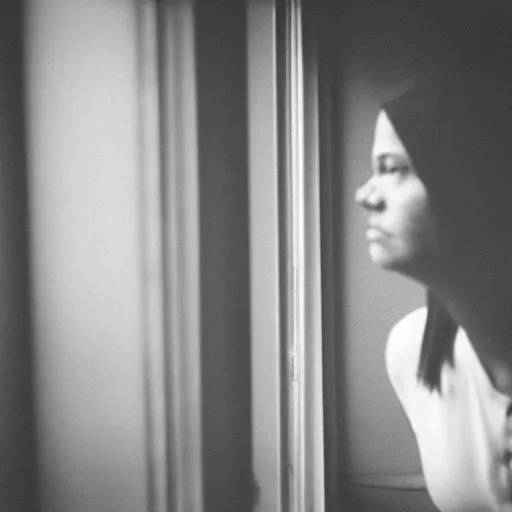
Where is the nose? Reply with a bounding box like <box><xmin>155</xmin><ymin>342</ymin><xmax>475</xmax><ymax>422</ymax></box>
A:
<box><xmin>354</xmin><ymin>178</ymin><xmax>385</xmax><ymax>212</ymax></box>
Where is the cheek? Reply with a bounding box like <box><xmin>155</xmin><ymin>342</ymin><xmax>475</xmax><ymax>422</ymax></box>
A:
<box><xmin>385</xmin><ymin>176</ymin><xmax>436</xmax><ymax>250</ymax></box>
<box><xmin>401</xmin><ymin>196</ymin><xmax>438</xmax><ymax>254</ymax></box>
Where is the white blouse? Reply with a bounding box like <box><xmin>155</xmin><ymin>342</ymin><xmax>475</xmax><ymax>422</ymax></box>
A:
<box><xmin>386</xmin><ymin>307</ymin><xmax>512</xmax><ymax>512</ymax></box>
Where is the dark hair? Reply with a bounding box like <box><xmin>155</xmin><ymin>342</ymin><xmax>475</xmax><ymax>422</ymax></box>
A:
<box><xmin>417</xmin><ymin>292</ymin><xmax>458</xmax><ymax>392</ymax></box>
<box><xmin>382</xmin><ymin>71</ymin><xmax>512</xmax><ymax>393</ymax></box>
<box><xmin>381</xmin><ymin>27</ymin><xmax>512</xmax><ymax>394</ymax></box>
<box><xmin>381</xmin><ymin>89</ymin><xmax>459</xmax><ymax>393</ymax></box>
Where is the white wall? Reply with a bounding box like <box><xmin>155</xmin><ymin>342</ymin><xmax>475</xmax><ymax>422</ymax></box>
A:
<box><xmin>24</xmin><ymin>1</ymin><xmax>147</xmax><ymax>511</ymax></box>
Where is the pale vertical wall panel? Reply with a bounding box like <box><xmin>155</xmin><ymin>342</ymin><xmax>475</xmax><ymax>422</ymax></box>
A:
<box><xmin>247</xmin><ymin>1</ymin><xmax>284</xmax><ymax>511</ymax></box>
<box><xmin>24</xmin><ymin>1</ymin><xmax>147</xmax><ymax>511</ymax></box>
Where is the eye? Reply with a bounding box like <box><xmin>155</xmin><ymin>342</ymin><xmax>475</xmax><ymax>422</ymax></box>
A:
<box><xmin>379</xmin><ymin>163</ymin><xmax>409</xmax><ymax>176</ymax></box>
<box><xmin>374</xmin><ymin>155</ymin><xmax>412</xmax><ymax>177</ymax></box>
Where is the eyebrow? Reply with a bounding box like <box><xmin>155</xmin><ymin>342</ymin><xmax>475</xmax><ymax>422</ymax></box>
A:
<box><xmin>375</xmin><ymin>152</ymin><xmax>404</xmax><ymax>162</ymax></box>
<box><xmin>373</xmin><ymin>152</ymin><xmax>411</xmax><ymax>169</ymax></box>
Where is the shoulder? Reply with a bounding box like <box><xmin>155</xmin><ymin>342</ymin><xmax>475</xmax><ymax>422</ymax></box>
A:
<box><xmin>385</xmin><ymin>307</ymin><xmax>428</xmax><ymax>397</ymax></box>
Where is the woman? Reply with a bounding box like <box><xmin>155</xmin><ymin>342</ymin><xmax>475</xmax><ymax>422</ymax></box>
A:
<box><xmin>355</xmin><ymin>68</ymin><xmax>512</xmax><ymax>512</ymax></box>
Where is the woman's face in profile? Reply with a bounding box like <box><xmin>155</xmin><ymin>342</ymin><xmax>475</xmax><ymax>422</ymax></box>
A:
<box><xmin>355</xmin><ymin>110</ymin><xmax>439</xmax><ymax>280</ymax></box>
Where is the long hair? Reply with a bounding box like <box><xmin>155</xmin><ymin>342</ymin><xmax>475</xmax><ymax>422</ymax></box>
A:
<box><xmin>382</xmin><ymin>30</ymin><xmax>512</xmax><ymax>391</ymax></box>
<box><xmin>383</xmin><ymin>71</ymin><xmax>512</xmax><ymax>394</ymax></box>
<box><xmin>417</xmin><ymin>291</ymin><xmax>458</xmax><ymax>392</ymax></box>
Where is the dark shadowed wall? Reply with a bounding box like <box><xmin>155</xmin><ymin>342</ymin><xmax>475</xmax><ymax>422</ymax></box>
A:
<box><xmin>196</xmin><ymin>1</ymin><xmax>253</xmax><ymax>511</ymax></box>
<box><xmin>340</xmin><ymin>1</ymin><xmax>425</xmax><ymax>479</ymax></box>
<box><xmin>0</xmin><ymin>2</ymin><xmax>37</xmax><ymax>511</ymax></box>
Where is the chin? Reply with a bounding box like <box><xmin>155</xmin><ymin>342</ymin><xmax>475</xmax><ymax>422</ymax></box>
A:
<box><xmin>373</xmin><ymin>257</ymin><xmax>400</xmax><ymax>271</ymax></box>
<box><xmin>369</xmin><ymin>245</ymin><xmax>395</xmax><ymax>268</ymax></box>
<box><xmin>368</xmin><ymin>243</ymin><xmax>436</xmax><ymax>284</ymax></box>
<box><xmin>369</xmin><ymin>246</ymin><xmax>411</xmax><ymax>273</ymax></box>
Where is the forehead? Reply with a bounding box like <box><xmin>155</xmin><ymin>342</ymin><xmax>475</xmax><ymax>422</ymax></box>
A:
<box><xmin>371</xmin><ymin>110</ymin><xmax>408</xmax><ymax>160</ymax></box>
